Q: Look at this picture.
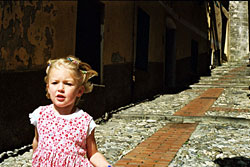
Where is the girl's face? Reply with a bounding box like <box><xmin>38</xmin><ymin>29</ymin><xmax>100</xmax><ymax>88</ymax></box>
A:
<box><xmin>47</xmin><ymin>67</ymin><xmax>84</xmax><ymax>114</ymax></box>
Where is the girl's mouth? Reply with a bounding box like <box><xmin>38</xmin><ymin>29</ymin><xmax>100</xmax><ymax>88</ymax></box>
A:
<box><xmin>56</xmin><ymin>95</ymin><xmax>65</xmax><ymax>101</ymax></box>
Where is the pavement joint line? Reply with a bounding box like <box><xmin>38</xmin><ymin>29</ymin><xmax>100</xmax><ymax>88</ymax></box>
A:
<box><xmin>209</xmin><ymin>107</ymin><xmax>250</xmax><ymax>112</ymax></box>
<box><xmin>190</xmin><ymin>85</ymin><xmax>249</xmax><ymax>88</ymax></box>
<box><xmin>112</xmin><ymin>114</ymin><xmax>250</xmax><ymax>125</ymax></box>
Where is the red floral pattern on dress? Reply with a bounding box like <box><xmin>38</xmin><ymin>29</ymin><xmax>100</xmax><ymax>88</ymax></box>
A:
<box><xmin>32</xmin><ymin>104</ymin><xmax>94</xmax><ymax>167</ymax></box>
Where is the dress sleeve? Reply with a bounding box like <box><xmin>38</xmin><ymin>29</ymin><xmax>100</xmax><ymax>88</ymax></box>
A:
<box><xmin>87</xmin><ymin>119</ymin><xmax>96</xmax><ymax>136</ymax></box>
<box><xmin>29</xmin><ymin>107</ymin><xmax>41</xmax><ymax>127</ymax></box>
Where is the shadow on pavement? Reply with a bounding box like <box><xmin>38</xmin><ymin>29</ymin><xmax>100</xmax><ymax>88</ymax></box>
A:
<box><xmin>214</xmin><ymin>157</ymin><xmax>250</xmax><ymax>167</ymax></box>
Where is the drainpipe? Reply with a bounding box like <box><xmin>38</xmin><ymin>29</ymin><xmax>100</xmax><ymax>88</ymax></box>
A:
<box><xmin>132</xmin><ymin>0</ymin><xmax>136</xmax><ymax>80</ymax></box>
<box><xmin>131</xmin><ymin>0</ymin><xmax>136</xmax><ymax>101</ymax></box>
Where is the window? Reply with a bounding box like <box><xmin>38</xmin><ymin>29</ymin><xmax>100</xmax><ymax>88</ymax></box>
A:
<box><xmin>135</xmin><ymin>7</ymin><xmax>150</xmax><ymax>71</ymax></box>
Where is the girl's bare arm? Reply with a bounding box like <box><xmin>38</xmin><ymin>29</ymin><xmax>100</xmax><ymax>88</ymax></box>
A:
<box><xmin>32</xmin><ymin>127</ymin><xmax>39</xmax><ymax>152</ymax></box>
<box><xmin>86</xmin><ymin>129</ymin><xmax>112</xmax><ymax>167</ymax></box>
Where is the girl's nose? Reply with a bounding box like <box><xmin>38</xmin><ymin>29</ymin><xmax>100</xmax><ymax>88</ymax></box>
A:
<box><xmin>58</xmin><ymin>83</ymin><xmax>65</xmax><ymax>92</ymax></box>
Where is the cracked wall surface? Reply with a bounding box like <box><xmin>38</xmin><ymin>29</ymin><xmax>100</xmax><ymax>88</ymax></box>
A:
<box><xmin>229</xmin><ymin>1</ymin><xmax>249</xmax><ymax>62</ymax></box>
<box><xmin>0</xmin><ymin>1</ymin><xmax>77</xmax><ymax>71</ymax></box>
<box><xmin>0</xmin><ymin>1</ymin><xmax>77</xmax><ymax>153</ymax></box>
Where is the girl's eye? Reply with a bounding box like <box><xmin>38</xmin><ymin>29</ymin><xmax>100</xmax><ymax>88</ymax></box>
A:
<box><xmin>65</xmin><ymin>83</ymin><xmax>72</xmax><ymax>86</ymax></box>
<box><xmin>51</xmin><ymin>82</ymin><xmax>57</xmax><ymax>85</ymax></box>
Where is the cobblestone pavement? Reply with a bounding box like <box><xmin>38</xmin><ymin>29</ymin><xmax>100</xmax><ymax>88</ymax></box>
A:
<box><xmin>1</xmin><ymin>62</ymin><xmax>250</xmax><ymax>166</ymax></box>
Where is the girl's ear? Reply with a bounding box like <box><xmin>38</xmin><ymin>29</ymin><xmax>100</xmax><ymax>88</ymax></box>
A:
<box><xmin>47</xmin><ymin>84</ymin><xmax>50</xmax><ymax>93</ymax></box>
<box><xmin>77</xmin><ymin>86</ymin><xmax>84</xmax><ymax>97</ymax></box>
<box><xmin>46</xmin><ymin>84</ymin><xmax>51</xmax><ymax>99</ymax></box>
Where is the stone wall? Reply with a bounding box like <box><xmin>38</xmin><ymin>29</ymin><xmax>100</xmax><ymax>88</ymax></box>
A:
<box><xmin>229</xmin><ymin>1</ymin><xmax>249</xmax><ymax>62</ymax></box>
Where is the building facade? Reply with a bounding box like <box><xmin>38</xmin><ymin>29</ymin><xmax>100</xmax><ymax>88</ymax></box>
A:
<box><xmin>0</xmin><ymin>1</ymin><xmax>230</xmax><ymax>152</ymax></box>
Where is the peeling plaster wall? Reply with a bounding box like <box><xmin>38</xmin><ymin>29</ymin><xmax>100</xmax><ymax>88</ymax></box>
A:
<box><xmin>0</xmin><ymin>1</ymin><xmax>77</xmax><ymax>71</ymax></box>
<box><xmin>0</xmin><ymin>1</ymin><xmax>77</xmax><ymax>152</ymax></box>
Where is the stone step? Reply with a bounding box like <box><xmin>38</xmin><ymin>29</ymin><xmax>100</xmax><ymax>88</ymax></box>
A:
<box><xmin>112</xmin><ymin>114</ymin><xmax>250</xmax><ymax>125</ymax></box>
<box><xmin>196</xmin><ymin>81</ymin><xmax>250</xmax><ymax>84</ymax></box>
<box><xmin>200</xmin><ymin>76</ymin><xmax>250</xmax><ymax>80</ymax></box>
<box><xmin>190</xmin><ymin>84</ymin><xmax>248</xmax><ymax>89</ymax></box>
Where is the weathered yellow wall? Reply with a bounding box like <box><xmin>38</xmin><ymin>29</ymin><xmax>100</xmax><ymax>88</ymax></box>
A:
<box><xmin>102</xmin><ymin>1</ymin><xmax>134</xmax><ymax>65</ymax></box>
<box><xmin>0</xmin><ymin>1</ymin><xmax>77</xmax><ymax>71</ymax></box>
<box><xmin>164</xmin><ymin>1</ymin><xmax>208</xmax><ymax>60</ymax></box>
<box><xmin>102</xmin><ymin>1</ymin><xmax>166</xmax><ymax>65</ymax></box>
<box><xmin>102</xmin><ymin>1</ymin><xmax>207</xmax><ymax>65</ymax></box>
<box><xmin>136</xmin><ymin>2</ymin><xmax>166</xmax><ymax>63</ymax></box>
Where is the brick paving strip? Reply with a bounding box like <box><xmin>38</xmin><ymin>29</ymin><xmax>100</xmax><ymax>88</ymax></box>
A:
<box><xmin>115</xmin><ymin>123</ymin><xmax>197</xmax><ymax>167</ymax></box>
<box><xmin>216</xmin><ymin>65</ymin><xmax>246</xmax><ymax>81</ymax></box>
<box><xmin>115</xmin><ymin>88</ymin><xmax>224</xmax><ymax>167</ymax></box>
<box><xmin>174</xmin><ymin>88</ymin><xmax>224</xmax><ymax>117</ymax></box>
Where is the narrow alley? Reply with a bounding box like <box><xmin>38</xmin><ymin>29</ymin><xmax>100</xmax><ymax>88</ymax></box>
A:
<box><xmin>114</xmin><ymin>62</ymin><xmax>250</xmax><ymax>167</ymax></box>
<box><xmin>1</xmin><ymin>62</ymin><xmax>250</xmax><ymax>167</ymax></box>
<box><xmin>0</xmin><ymin>1</ymin><xmax>250</xmax><ymax>167</ymax></box>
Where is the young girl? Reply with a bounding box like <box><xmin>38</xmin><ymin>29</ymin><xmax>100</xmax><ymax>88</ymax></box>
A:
<box><xmin>29</xmin><ymin>55</ymin><xmax>112</xmax><ymax>167</ymax></box>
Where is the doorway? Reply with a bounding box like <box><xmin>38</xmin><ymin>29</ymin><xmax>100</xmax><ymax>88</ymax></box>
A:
<box><xmin>191</xmin><ymin>39</ymin><xmax>198</xmax><ymax>74</ymax></box>
<box><xmin>165</xmin><ymin>28</ymin><xmax>176</xmax><ymax>90</ymax></box>
<box><xmin>75</xmin><ymin>0</ymin><xmax>104</xmax><ymax>84</ymax></box>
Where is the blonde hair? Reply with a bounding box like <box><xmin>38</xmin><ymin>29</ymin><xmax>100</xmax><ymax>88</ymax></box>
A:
<box><xmin>44</xmin><ymin>55</ymin><xmax>98</xmax><ymax>102</ymax></box>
